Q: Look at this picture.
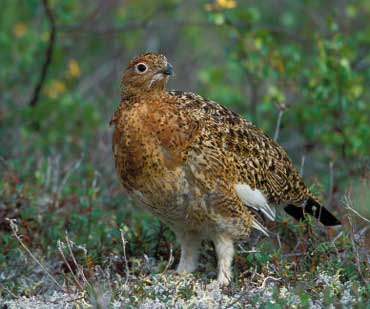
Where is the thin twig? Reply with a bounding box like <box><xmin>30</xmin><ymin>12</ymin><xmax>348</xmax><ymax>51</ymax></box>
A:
<box><xmin>120</xmin><ymin>229</ymin><xmax>130</xmax><ymax>283</ymax></box>
<box><xmin>161</xmin><ymin>244</ymin><xmax>174</xmax><ymax>274</ymax></box>
<box><xmin>29</xmin><ymin>0</ymin><xmax>56</xmax><ymax>107</ymax></box>
<box><xmin>343</xmin><ymin>195</ymin><xmax>370</xmax><ymax>224</ymax></box>
<box><xmin>274</xmin><ymin>106</ymin><xmax>284</xmax><ymax>142</ymax></box>
<box><xmin>258</xmin><ymin>276</ymin><xmax>281</xmax><ymax>290</ymax></box>
<box><xmin>348</xmin><ymin>215</ymin><xmax>368</xmax><ymax>284</ymax></box>
<box><xmin>6</xmin><ymin>218</ymin><xmax>65</xmax><ymax>292</ymax></box>
<box><xmin>55</xmin><ymin>158</ymin><xmax>82</xmax><ymax>208</ymax></box>
<box><xmin>59</xmin><ymin>159</ymin><xmax>82</xmax><ymax>193</ymax></box>
<box><xmin>238</xmin><ymin>244</ymin><xmax>259</xmax><ymax>254</ymax></box>
<box><xmin>57</xmin><ymin>240</ymin><xmax>83</xmax><ymax>290</ymax></box>
<box><xmin>65</xmin><ymin>233</ymin><xmax>89</xmax><ymax>286</ymax></box>
<box><xmin>4</xmin><ymin>287</ymin><xmax>18</xmax><ymax>299</ymax></box>
<box><xmin>299</xmin><ymin>155</ymin><xmax>305</xmax><ymax>176</ymax></box>
<box><xmin>276</xmin><ymin>233</ymin><xmax>282</xmax><ymax>250</ymax></box>
<box><xmin>331</xmin><ymin>231</ymin><xmax>344</xmax><ymax>244</ymax></box>
<box><xmin>331</xmin><ymin>231</ymin><xmax>343</xmax><ymax>263</ymax></box>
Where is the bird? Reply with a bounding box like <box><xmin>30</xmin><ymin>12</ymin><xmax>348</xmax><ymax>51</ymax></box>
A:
<box><xmin>111</xmin><ymin>53</ymin><xmax>341</xmax><ymax>285</ymax></box>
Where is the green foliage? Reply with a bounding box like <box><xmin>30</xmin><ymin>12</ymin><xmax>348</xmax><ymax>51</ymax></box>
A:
<box><xmin>202</xmin><ymin>2</ymin><xmax>370</xmax><ymax>158</ymax></box>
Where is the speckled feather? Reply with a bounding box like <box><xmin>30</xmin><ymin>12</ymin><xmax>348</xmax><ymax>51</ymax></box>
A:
<box><xmin>111</xmin><ymin>53</ymin><xmax>340</xmax><ymax>284</ymax></box>
<box><xmin>168</xmin><ymin>90</ymin><xmax>310</xmax><ymax>204</ymax></box>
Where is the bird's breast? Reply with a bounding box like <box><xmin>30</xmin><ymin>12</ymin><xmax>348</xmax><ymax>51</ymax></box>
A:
<box><xmin>112</xmin><ymin>115</ymin><xmax>189</xmax><ymax>218</ymax></box>
<box><xmin>112</xmin><ymin>102</ymin><xmax>212</xmax><ymax>226</ymax></box>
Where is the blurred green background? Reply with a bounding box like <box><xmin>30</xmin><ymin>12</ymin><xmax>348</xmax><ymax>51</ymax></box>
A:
<box><xmin>0</xmin><ymin>0</ymin><xmax>369</xmax><ymax>291</ymax></box>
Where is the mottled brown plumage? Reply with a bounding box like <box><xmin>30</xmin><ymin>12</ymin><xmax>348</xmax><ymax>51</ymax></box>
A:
<box><xmin>111</xmin><ymin>53</ymin><xmax>340</xmax><ymax>285</ymax></box>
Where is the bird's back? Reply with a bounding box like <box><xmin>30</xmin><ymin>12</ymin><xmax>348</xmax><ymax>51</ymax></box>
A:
<box><xmin>168</xmin><ymin>90</ymin><xmax>310</xmax><ymax>206</ymax></box>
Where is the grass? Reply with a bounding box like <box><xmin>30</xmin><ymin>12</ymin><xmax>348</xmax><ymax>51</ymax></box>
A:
<box><xmin>0</xmin><ymin>153</ymin><xmax>369</xmax><ymax>308</ymax></box>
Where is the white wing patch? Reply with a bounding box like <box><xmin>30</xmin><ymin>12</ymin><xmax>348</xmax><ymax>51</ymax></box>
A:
<box><xmin>234</xmin><ymin>184</ymin><xmax>276</xmax><ymax>221</ymax></box>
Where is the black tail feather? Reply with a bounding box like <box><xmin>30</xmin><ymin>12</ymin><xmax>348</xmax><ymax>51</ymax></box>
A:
<box><xmin>284</xmin><ymin>197</ymin><xmax>341</xmax><ymax>226</ymax></box>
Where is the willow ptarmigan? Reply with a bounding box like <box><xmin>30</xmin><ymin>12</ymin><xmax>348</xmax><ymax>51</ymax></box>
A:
<box><xmin>111</xmin><ymin>53</ymin><xmax>340</xmax><ymax>285</ymax></box>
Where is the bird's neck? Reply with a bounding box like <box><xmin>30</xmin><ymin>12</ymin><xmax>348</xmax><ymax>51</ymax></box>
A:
<box><xmin>120</xmin><ymin>86</ymin><xmax>168</xmax><ymax>103</ymax></box>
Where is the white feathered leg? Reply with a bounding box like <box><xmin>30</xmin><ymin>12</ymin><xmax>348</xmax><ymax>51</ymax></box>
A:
<box><xmin>213</xmin><ymin>234</ymin><xmax>234</xmax><ymax>286</ymax></box>
<box><xmin>176</xmin><ymin>231</ymin><xmax>201</xmax><ymax>273</ymax></box>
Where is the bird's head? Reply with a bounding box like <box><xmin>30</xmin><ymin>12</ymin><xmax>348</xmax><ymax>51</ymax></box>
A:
<box><xmin>120</xmin><ymin>53</ymin><xmax>173</xmax><ymax>100</ymax></box>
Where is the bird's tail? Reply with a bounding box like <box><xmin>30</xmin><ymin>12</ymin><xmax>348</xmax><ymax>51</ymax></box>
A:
<box><xmin>284</xmin><ymin>197</ymin><xmax>341</xmax><ymax>226</ymax></box>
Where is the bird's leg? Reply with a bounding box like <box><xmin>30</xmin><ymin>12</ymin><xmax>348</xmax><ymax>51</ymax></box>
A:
<box><xmin>213</xmin><ymin>234</ymin><xmax>234</xmax><ymax>286</ymax></box>
<box><xmin>176</xmin><ymin>231</ymin><xmax>201</xmax><ymax>273</ymax></box>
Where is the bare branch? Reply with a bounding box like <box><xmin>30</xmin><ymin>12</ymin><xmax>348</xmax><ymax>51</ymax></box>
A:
<box><xmin>343</xmin><ymin>195</ymin><xmax>370</xmax><ymax>224</ymax></box>
<box><xmin>120</xmin><ymin>228</ymin><xmax>130</xmax><ymax>284</ymax></box>
<box><xmin>57</xmin><ymin>240</ymin><xmax>83</xmax><ymax>290</ymax></box>
<box><xmin>258</xmin><ymin>275</ymin><xmax>281</xmax><ymax>290</ymax></box>
<box><xmin>299</xmin><ymin>155</ymin><xmax>305</xmax><ymax>176</ymax></box>
<box><xmin>274</xmin><ymin>103</ymin><xmax>287</xmax><ymax>141</ymax></box>
<box><xmin>65</xmin><ymin>233</ymin><xmax>89</xmax><ymax>286</ymax></box>
<box><xmin>348</xmin><ymin>215</ymin><xmax>368</xmax><ymax>285</ymax></box>
<box><xmin>29</xmin><ymin>0</ymin><xmax>56</xmax><ymax>107</ymax></box>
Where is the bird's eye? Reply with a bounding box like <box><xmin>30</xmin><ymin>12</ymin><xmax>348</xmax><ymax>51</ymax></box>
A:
<box><xmin>135</xmin><ymin>63</ymin><xmax>148</xmax><ymax>74</ymax></box>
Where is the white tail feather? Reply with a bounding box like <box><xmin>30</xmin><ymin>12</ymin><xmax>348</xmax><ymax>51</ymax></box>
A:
<box><xmin>251</xmin><ymin>219</ymin><xmax>269</xmax><ymax>237</ymax></box>
<box><xmin>234</xmin><ymin>184</ymin><xmax>276</xmax><ymax>221</ymax></box>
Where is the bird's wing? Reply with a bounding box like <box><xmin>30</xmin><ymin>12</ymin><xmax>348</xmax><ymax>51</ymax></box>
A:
<box><xmin>168</xmin><ymin>91</ymin><xmax>310</xmax><ymax>220</ymax></box>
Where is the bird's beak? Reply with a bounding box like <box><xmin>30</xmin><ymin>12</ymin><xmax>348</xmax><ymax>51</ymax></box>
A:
<box><xmin>156</xmin><ymin>63</ymin><xmax>174</xmax><ymax>76</ymax></box>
